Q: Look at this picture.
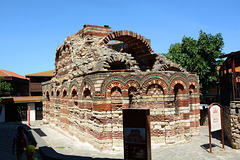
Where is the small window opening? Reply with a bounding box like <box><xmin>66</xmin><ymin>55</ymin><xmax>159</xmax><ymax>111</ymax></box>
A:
<box><xmin>63</xmin><ymin>90</ymin><xmax>67</xmax><ymax>98</ymax></box>
<box><xmin>111</xmin><ymin>87</ymin><xmax>122</xmax><ymax>97</ymax></box>
<box><xmin>51</xmin><ymin>91</ymin><xmax>54</xmax><ymax>97</ymax></box>
<box><xmin>189</xmin><ymin>85</ymin><xmax>195</xmax><ymax>111</ymax></box>
<box><xmin>56</xmin><ymin>90</ymin><xmax>60</xmax><ymax>97</ymax></box>
<box><xmin>110</xmin><ymin>61</ymin><xmax>128</xmax><ymax>70</ymax></box>
<box><xmin>174</xmin><ymin>84</ymin><xmax>184</xmax><ymax>116</ymax></box>
<box><xmin>83</xmin><ymin>88</ymin><xmax>91</xmax><ymax>99</ymax></box>
<box><xmin>46</xmin><ymin>92</ymin><xmax>50</xmax><ymax>101</ymax></box>
<box><xmin>72</xmin><ymin>89</ymin><xmax>77</xmax><ymax>98</ymax></box>
<box><xmin>128</xmin><ymin>87</ymin><xmax>137</xmax><ymax>108</ymax></box>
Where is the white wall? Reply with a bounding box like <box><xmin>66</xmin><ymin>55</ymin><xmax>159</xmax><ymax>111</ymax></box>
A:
<box><xmin>28</xmin><ymin>103</ymin><xmax>36</xmax><ymax>121</ymax></box>
<box><xmin>0</xmin><ymin>104</ymin><xmax>5</xmax><ymax>122</ymax></box>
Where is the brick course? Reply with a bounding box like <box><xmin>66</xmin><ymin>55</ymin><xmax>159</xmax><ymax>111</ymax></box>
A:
<box><xmin>42</xmin><ymin>24</ymin><xmax>200</xmax><ymax>151</ymax></box>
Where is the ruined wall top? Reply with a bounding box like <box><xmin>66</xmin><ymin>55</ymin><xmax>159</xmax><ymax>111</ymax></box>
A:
<box><xmin>75</xmin><ymin>24</ymin><xmax>114</xmax><ymax>38</ymax></box>
<box><xmin>52</xmin><ymin>24</ymin><xmax>187</xmax><ymax>84</ymax></box>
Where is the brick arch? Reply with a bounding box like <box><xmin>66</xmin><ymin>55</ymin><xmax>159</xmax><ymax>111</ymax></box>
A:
<box><xmin>99</xmin><ymin>30</ymin><xmax>154</xmax><ymax>57</ymax></box>
<box><xmin>44</xmin><ymin>84</ymin><xmax>52</xmax><ymax>94</ymax></box>
<box><xmin>50</xmin><ymin>88</ymin><xmax>55</xmax><ymax>97</ymax></box>
<box><xmin>104</xmin><ymin>53</ymin><xmax>140</xmax><ymax>71</ymax></box>
<box><xmin>142</xmin><ymin>78</ymin><xmax>169</xmax><ymax>95</ymax></box>
<box><xmin>188</xmin><ymin>75</ymin><xmax>200</xmax><ymax>93</ymax></box>
<box><xmin>125</xmin><ymin>80</ymin><xmax>141</xmax><ymax>91</ymax></box>
<box><xmin>169</xmin><ymin>74</ymin><xmax>188</xmax><ymax>94</ymax></box>
<box><xmin>100</xmin><ymin>74</ymin><xmax>125</xmax><ymax>97</ymax></box>
<box><xmin>106</xmin><ymin>80</ymin><xmax>125</xmax><ymax>98</ymax></box>
<box><xmin>188</xmin><ymin>81</ymin><xmax>198</xmax><ymax>93</ymax></box>
<box><xmin>80</xmin><ymin>78</ymin><xmax>95</xmax><ymax>98</ymax></box>
<box><xmin>61</xmin><ymin>87</ymin><xmax>68</xmax><ymax>99</ymax></box>
<box><xmin>56</xmin><ymin>89</ymin><xmax>60</xmax><ymax>98</ymax></box>
<box><xmin>45</xmin><ymin>90</ymin><xmax>50</xmax><ymax>101</ymax></box>
<box><xmin>159</xmin><ymin>63</ymin><xmax>186</xmax><ymax>72</ymax></box>
<box><xmin>81</xmin><ymin>85</ymin><xmax>93</xmax><ymax>99</ymax></box>
<box><xmin>69</xmin><ymin>80</ymin><xmax>79</xmax><ymax>98</ymax></box>
<box><xmin>61</xmin><ymin>83</ymin><xmax>69</xmax><ymax>95</ymax></box>
<box><xmin>70</xmin><ymin>86</ymin><xmax>78</xmax><ymax>99</ymax></box>
<box><xmin>170</xmin><ymin>80</ymin><xmax>188</xmax><ymax>94</ymax></box>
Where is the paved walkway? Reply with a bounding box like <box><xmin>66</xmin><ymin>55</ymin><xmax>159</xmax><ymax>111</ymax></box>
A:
<box><xmin>27</xmin><ymin>121</ymin><xmax>240</xmax><ymax>160</ymax></box>
<box><xmin>2</xmin><ymin>121</ymin><xmax>240</xmax><ymax>160</ymax></box>
<box><xmin>0</xmin><ymin>122</ymin><xmax>42</xmax><ymax>160</ymax></box>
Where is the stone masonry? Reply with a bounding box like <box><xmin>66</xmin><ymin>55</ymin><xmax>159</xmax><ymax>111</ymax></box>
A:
<box><xmin>223</xmin><ymin>101</ymin><xmax>240</xmax><ymax>149</ymax></box>
<box><xmin>42</xmin><ymin>24</ymin><xmax>200</xmax><ymax>151</ymax></box>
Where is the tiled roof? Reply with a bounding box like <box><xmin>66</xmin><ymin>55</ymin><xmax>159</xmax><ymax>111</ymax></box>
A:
<box><xmin>0</xmin><ymin>69</ymin><xmax>28</xmax><ymax>80</ymax></box>
<box><xmin>3</xmin><ymin>96</ymin><xmax>42</xmax><ymax>102</ymax></box>
<box><xmin>25</xmin><ymin>70</ymin><xmax>54</xmax><ymax>77</ymax></box>
<box><xmin>217</xmin><ymin>66</ymin><xmax>240</xmax><ymax>72</ymax></box>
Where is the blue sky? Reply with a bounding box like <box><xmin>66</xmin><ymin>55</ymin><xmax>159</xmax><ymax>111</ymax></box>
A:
<box><xmin>1</xmin><ymin>0</ymin><xmax>239</xmax><ymax>76</ymax></box>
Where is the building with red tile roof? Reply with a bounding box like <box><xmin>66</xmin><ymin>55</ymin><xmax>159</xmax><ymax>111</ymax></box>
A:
<box><xmin>26</xmin><ymin>70</ymin><xmax>53</xmax><ymax>96</ymax></box>
<box><xmin>0</xmin><ymin>69</ymin><xmax>53</xmax><ymax>122</ymax></box>
<box><xmin>0</xmin><ymin>69</ymin><xmax>29</xmax><ymax>97</ymax></box>
<box><xmin>0</xmin><ymin>69</ymin><xmax>28</xmax><ymax>80</ymax></box>
<box><xmin>25</xmin><ymin>70</ymin><xmax>53</xmax><ymax>77</ymax></box>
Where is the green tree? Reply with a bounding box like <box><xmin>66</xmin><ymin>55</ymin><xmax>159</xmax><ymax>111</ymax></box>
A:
<box><xmin>164</xmin><ymin>30</ymin><xmax>224</xmax><ymax>95</ymax></box>
<box><xmin>0</xmin><ymin>76</ymin><xmax>13</xmax><ymax>101</ymax></box>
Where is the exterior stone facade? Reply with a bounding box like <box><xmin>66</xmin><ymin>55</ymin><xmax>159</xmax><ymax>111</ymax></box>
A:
<box><xmin>42</xmin><ymin>24</ymin><xmax>200</xmax><ymax>150</ymax></box>
<box><xmin>223</xmin><ymin>101</ymin><xmax>240</xmax><ymax>149</ymax></box>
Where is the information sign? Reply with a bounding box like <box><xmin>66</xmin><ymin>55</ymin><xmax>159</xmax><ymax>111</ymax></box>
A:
<box><xmin>208</xmin><ymin>103</ymin><xmax>224</xmax><ymax>153</ymax></box>
<box><xmin>210</xmin><ymin>105</ymin><xmax>221</xmax><ymax>132</ymax></box>
<box><xmin>123</xmin><ymin>109</ymin><xmax>151</xmax><ymax>160</ymax></box>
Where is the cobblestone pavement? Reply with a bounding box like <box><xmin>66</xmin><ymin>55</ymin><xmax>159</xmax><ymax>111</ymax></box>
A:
<box><xmin>2</xmin><ymin>121</ymin><xmax>240</xmax><ymax>160</ymax></box>
<box><xmin>28</xmin><ymin>121</ymin><xmax>240</xmax><ymax>160</ymax></box>
<box><xmin>0</xmin><ymin>122</ymin><xmax>43</xmax><ymax>160</ymax></box>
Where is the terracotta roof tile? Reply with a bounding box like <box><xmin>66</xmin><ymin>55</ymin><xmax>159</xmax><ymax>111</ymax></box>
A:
<box><xmin>25</xmin><ymin>70</ymin><xmax>54</xmax><ymax>77</ymax></box>
<box><xmin>3</xmin><ymin>96</ymin><xmax>42</xmax><ymax>102</ymax></box>
<box><xmin>0</xmin><ymin>69</ymin><xmax>28</xmax><ymax>80</ymax></box>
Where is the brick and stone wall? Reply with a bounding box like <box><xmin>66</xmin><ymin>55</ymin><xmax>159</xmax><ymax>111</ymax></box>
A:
<box><xmin>42</xmin><ymin>24</ymin><xmax>200</xmax><ymax>151</ymax></box>
<box><xmin>223</xmin><ymin>101</ymin><xmax>240</xmax><ymax>149</ymax></box>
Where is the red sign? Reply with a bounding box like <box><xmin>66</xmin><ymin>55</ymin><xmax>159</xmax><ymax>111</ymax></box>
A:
<box><xmin>210</xmin><ymin>105</ymin><xmax>221</xmax><ymax>132</ymax></box>
<box><xmin>208</xmin><ymin>103</ymin><xmax>224</xmax><ymax>153</ymax></box>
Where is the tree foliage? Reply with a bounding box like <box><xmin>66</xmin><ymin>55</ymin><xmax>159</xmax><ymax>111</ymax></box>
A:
<box><xmin>164</xmin><ymin>30</ymin><xmax>224</xmax><ymax>95</ymax></box>
<box><xmin>0</xmin><ymin>76</ymin><xmax>13</xmax><ymax>99</ymax></box>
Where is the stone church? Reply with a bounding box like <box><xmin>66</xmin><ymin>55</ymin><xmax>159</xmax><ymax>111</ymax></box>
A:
<box><xmin>42</xmin><ymin>24</ymin><xmax>200</xmax><ymax>150</ymax></box>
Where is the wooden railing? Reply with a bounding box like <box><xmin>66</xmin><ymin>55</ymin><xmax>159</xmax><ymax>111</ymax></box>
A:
<box><xmin>29</xmin><ymin>83</ymin><xmax>42</xmax><ymax>92</ymax></box>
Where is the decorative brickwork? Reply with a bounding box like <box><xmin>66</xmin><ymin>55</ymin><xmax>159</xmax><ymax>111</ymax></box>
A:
<box><xmin>42</xmin><ymin>24</ymin><xmax>200</xmax><ymax>151</ymax></box>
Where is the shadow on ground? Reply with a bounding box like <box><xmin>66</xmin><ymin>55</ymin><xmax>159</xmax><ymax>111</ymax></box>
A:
<box><xmin>23</xmin><ymin>124</ymin><xmax>123</xmax><ymax>160</ymax></box>
<box><xmin>39</xmin><ymin>146</ymin><xmax>123</xmax><ymax>160</ymax></box>
<box><xmin>212</xmin><ymin>130</ymin><xmax>231</xmax><ymax>147</ymax></box>
<box><xmin>201</xmin><ymin>143</ymin><xmax>221</xmax><ymax>153</ymax></box>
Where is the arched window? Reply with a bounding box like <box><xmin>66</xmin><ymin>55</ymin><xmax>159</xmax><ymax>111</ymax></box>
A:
<box><xmin>111</xmin><ymin>87</ymin><xmax>122</xmax><ymax>97</ymax></box>
<box><xmin>56</xmin><ymin>90</ymin><xmax>60</xmax><ymax>97</ymax></box>
<box><xmin>51</xmin><ymin>90</ymin><xmax>54</xmax><ymax>97</ymax></box>
<box><xmin>71</xmin><ymin>89</ymin><xmax>77</xmax><ymax>98</ymax></box>
<box><xmin>62</xmin><ymin>90</ymin><xmax>67</xmax><ymax>98</ymax></box>
<box><xmin>174</xmin><ymin>84</ymin><xmax>184</xmax><ymax>116</ymax></box>
<box><xmin>189</xmin><ymin>85</ymin><xmax>195</xmax><ymax>111</ymax></box>
<box><xmin>83</xmin><ymin>88</ymin><xmax>91</xmax><ymax>99</ymax></box>
<box><xmin>46</xmin><ymin>91</ymin><xmax>50</xmax><ymax>101</ymax></box>
<box><xmin>128</xmin><ymin>87</ymin><xmax>137</xmax><ymax>108</ymax></box>
<box><xmin>146</xmin><ymin>84</ymin><xmax>164</xmax><ymax>96</ymax></box>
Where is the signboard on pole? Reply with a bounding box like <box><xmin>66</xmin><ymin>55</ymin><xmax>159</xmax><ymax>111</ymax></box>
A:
<box><xmin>123</xmin><ymin>109</ymin><xmax>151</xmax><ymax>160</ymax></box>
<box><xmin>210</xmin><ymin>105</ymin><xmax>221</xmax><ymax>132</ymax></box>
<box><xmin>208</xmin><ymin>103</ymin><xmax>224</xmax><ymax>153</ymax></box>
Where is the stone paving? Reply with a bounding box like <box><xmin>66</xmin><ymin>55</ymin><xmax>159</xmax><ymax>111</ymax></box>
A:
<box><xmin>29</xmin><ymin>121</ymin><xmax>240</xmax><ymax>160</ymax></box>
<box><xmin>0</xmin><ymin>122</ymin><xmax>43</xmax><ymax>160</ymax></box>
<box><xmin>1</xmin><ymin>121</ymin><xmax>240</xmax><ymax>160</ymax></box>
